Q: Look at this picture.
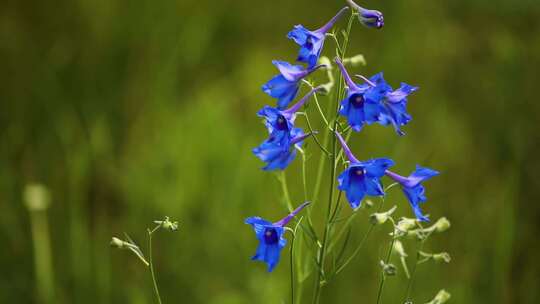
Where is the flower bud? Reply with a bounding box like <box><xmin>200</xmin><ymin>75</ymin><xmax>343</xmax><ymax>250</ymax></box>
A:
<box><xmin>379</xmin><ymin>260</ymin><xmax>397</xmax><ymax>276</ymax></box>
<box><xmin>433</xmin><ymin>217</ymin><xmax>451</xmax><ymax>233</ymax></box>
<box><xmin>364</xmin><ymin>199</ymin><xmax>374</xmax><ymax>209</ymax></box>
<box><xmin>346</xmin><ymin>0</ymin><xmax>384</xmax><ymax>29</ymax></box>
<box><xmin>433</xmin><ymin>252</ymin><xmax>451</xmax><ymax>263</ymax></box>
<box><xmin>343</xmin><ymin>54</ymin><xmax>366</xmax><ymax>67</ymax></box>
<box><xmin>110</xmin><ymin>237</ymin><xmax>127</xmax><ymax>249</ymax></box>
<box><xmin>393</xmin><ymin>240</ymin><xmax>407</xmax><ymax>258</ymax></box>
<box><xmin>370</xmin><ymin>206</ymin><xmax>396</xmax><ymax>225</ymax></box>
<box><xmin>154</xmin><ymin>216</ymin><xmax>179</xmax><ymax>232</ymax></box>
<box><xmin>24</xmin><ymin>184</ymin><xmax>51</xmax><ymax>211</ymax></box>
<box><xmin>426</xmin><ymin>289</ymin><xmax>451</xmax><ymax>304</ymax></box>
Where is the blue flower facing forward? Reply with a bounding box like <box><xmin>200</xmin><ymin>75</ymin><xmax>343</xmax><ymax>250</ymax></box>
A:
<box><xmin>335</xmin><ymin>57</ymin><xmax>386</xmax><ymax>132</ymax></box>
<box><xmin>253</xmin><ymin>129</ymin><xmax>314</xmax><ymax>171</ymax></box>
<box><xmin>385</xmin><ymin>166</ymin><xmax>439</xmax><ymax>222</ymax></box>
<box><xmin>262</xmin><ymin>61</ymin><xmax>325</xmax><ymax>109</ymax></box>
<box><xmin>346</xmin><ymin>0</ymin><xmax>384</xmax><ymax>29</ymax></box>
<box><xmin>245</xmin><ymin>201</ymin><xmax>310</xmax><ymax>272</ymax></box>
<box><xmin>335</xmin><ymin>131</ymin><xmax>394</xmax><ymax>208</ymax></box>
<box><xmin>288</xmin><ymin>7</ymin><xmax>349</xmax><ymax>68</ymax></box>
<box><xmin>257</xmin><ymin>87</ymin><xmax>323</xmax><ymax>144</ymax></box>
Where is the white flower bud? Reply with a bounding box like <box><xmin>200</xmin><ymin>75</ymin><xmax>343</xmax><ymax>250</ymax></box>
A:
<box><xmin>432</xmin><ymin>252</ymin><xmax>451</xmax><ymax>263</ymax></box>
<box><xmin>433</xmin><ymin>217</ymin><xmax>451</xmax><ymax>233</ymax></box>
<box><xmin>393</xmin><ymin>240</ymin><xmax>407</xmax><ymax>258</ymax></box>
<box><xmin>426</xmin><ymin>289</ymin><xmax>451</xmax><ymax>304</ymax></box>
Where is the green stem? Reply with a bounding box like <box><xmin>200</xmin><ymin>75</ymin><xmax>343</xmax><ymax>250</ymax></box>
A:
<box><xmin>290</xmin><ymin>232</ymin><xmax>296</xmax><ymax>304</ymax></box>
<box><xmin>28</xmin><ymin>208</ymin><xmax>55</xmax><ymax>303</ymax></box>
<box><xmin>280</xmin><ymin>171</ymin><xmax>294</xmax><ymax>212</ymax></box>
<box><xmin>376</xmin><ymin>237</ymin><xmax>396</xmax><ymax>304</ymax></box>
<box><xmin>147</xmin><ymin>227</ymin><xmax>163</xmax><ymax>304</ymax></box>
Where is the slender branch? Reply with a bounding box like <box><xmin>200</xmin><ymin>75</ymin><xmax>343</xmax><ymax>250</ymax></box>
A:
<box><xmin>375</xmin><ymin>237</ymin><xmax>396</xmax><ymax>304</ymax></box>
<box><xmin>147</xmin><ymin>227</ymin><xmax>163</xmax><ymax>304</ymax></box>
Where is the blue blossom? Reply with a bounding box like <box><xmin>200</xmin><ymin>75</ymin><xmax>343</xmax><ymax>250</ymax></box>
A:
<box><xmin>245</xmin><ymin>202</ymin><xmax>310</xmax><ymax>272</ymax></box>
<box><xmin>257</xmin><ymin>87</ymin><xmax>323</xmax><ymax>144</ymax></box>
<box><xmin>385</xmin><ymin>166</ymin><xmax>439</xmax><ymax>222</ymax></box>
<box><xmin>253</xmin><ymin>130</ymin><xmax>314</xmax><ymax>171</ymax></box>
<box><xmin>377</xmin><ymin>82</ymin><xmax>419</xmax><ymax>135</ymax></box>
<box><xmin>262</xmin><ymin>61</ymin><xmax>324</xmax><ymax>109</ymax></box>
<box><xmin>335</xmin><ymin>131</ymin><xmax>394</xmax><ymax>208</ymax></box>
<box><xmin>288</xmin><ymin>7</ymin><xmax>349</xmax><ymax>68</ymax></box>
<box><xmin>335</xmin><ymin>58</ymin><xmax>386</xmax><ymax>132</ymax></box>
<box><xmin>346</xmin><ymin>0</ymin><xmax>384</xmax><ymax>29</ymax></box>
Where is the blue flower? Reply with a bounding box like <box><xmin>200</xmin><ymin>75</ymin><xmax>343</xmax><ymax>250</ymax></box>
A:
<box><xmin>378</xmin><ymin>82</ymin><xmax>418</xmax><ymax>135</ymax></box>
<box><xmin>335</xmin><ymin>131</ymin><xmax>394</xmax><ymax>208</ymax></box>
<box><xmin>385</xmin><ymin>166</ymin><xmax>439</xmax><ymax>222</ymax></box>
<box><xmin>335</xmin><ymin>58</ymin><xmax>386</xmax><ymax>132</ymax></box>
<box><xmin>257</xmin><ymin>87</ymin><xmax>322</xmax><ymax>144</ymax></box>
<box><xmin>253</xmin><ymin>129</ymin><xmax>314</xmax><ymax>171</ymax></box>
<box><xmin>262</xmin><ymin>61</ymin><xmax>324</xmax><ymax>109</ymax></box>
<box><xmin>245</xmin><ymin>202</ymin><xmax>310</xmax><ymax>272</ymax></box>
<box><xmin>288</xmin><ymin>7</ymin><xmax>349</xmax><ymax>68</ymax></box>
<box><xmin>346</xmin><ymin>0</ymin><xmax>384</xmax><ymax>29</ymax></box>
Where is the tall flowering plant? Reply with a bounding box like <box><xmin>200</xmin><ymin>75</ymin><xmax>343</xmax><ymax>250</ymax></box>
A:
<box><xmin>248</xmin><ymin>1</ymin><xmax>451</xmax><ymax>304</ymax></box>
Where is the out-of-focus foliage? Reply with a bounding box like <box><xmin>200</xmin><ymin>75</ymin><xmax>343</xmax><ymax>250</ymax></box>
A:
<box><xmin>1</xmin><ymin>0</ymin><xmax>539</xmax><ymax>303</ymax></box>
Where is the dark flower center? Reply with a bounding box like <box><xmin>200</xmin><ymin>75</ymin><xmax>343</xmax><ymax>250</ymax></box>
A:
<box><xmin>353</xmin><ymin>168</ymin><xmax>365</xmax><ymax>176</ymax></box>
<box><xmin>275</xmin><ymin>116</ymin><xmax>288</xmax><ymax>130</ymax></box>
<box><xmin>350</xmin><ymin>94</ymin><xmax>364</xmax><ymax>109</ymax></box>
<box><xmin>264</xmin><ymin>228</ymin><xmax>279</xmax><ymax>245</ymax></box>
<box><xmin>305</xmin><ymin>37</ymin><xmax>314</xmax><ymax>50</ymax></box>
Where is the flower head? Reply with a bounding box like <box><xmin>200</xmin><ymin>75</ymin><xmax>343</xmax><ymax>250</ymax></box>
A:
<box><xmin>335</xmin><ymin>58</ymin><xmax>386</xmax><ymax>132</ymax></box>
<box><xmin>377</xmin><ymin>82</ymin><xmax>418</xmax><ymax>135</ymax></box>
<box><xmin>257</xmin><ymin>87</ymin><xmax>322</xmax><ymax>144</ymax></box>
<box><xmin>262</xmin><ymin>61</ymin><xmax>324</xmax><ymax>109</ymax></box>
<box><xmin>245</xmin><ymin>202</ymin><xmax>310</xmax><ymax>272</ymax></box>
<box><xmin>346</xmin><ymin>0</ymin><xmax>384</xmax><ymax>29</ymax></box>
<box><xmin>335</xmin><ymin>131</ymin><xmax>394</xmax><ymax>208</ymax></box>
<box><xmin>253</xmin><ymin>130</ymin><xmax>314</xmax><ymax>171</ymax></box>
<box><xmin>288</xmin><ymin>7</ymin><xmax>349</xmax><ymax>68</ymax></box>
<box><xmin>385</xmin><ymin>166</ymin><xmax>439</xmax><ymax>222</ymax></box>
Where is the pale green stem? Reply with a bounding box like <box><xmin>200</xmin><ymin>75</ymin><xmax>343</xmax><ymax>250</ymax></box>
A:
<box><xmin>28</xmin><ymin>208</ymin><xmax>55</xmax><ymax>303</ymax></box>
<box><xmin>376</xmin><ymin>237</ymin><xmax>396</xmax><ymax>304</ymax></box>
<box><xmin>147</xmin><ymin>225</ymin><xmax>163</xmax><ymax>304</ymax></box>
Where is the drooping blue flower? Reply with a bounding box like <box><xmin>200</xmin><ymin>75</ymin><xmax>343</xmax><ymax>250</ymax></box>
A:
<box><xmin>335</xmin><ymin>58</ymin><xmax>386</xmax><ymax>132</ymax></box>
<box><xmin>245</xmin><ymin>202</ymin><xmax>310</xmax><ymax>272</ymax></box>
<box><xmin>335</xmin><ymin>131</ymin><xmax>394</xmax><ymax>208</ymax></box>
<box><xmin>346</xmin><ymin>0</ymin><xmax>384</xmax><ymax>29</ymax></box>
<box><xmin>262</xmin><ymin>61</ymin><xmax>325</xmax><ymax>109</ymax></box>
<box><xmin>253</xmin><ymin>129</ymin><xmax>314</xmax><ymax>171</ymax></box>
<box><xmin>377</xmin><ymin>82</ymin><xmax>419</xmax><ymax>135</ymax></box>
<box><xmin>288</xmin><ymin>7</ymin><xmax>349</xmax><ymax>68</ymax></box>
<box><xmin>385</xmin><ymin>166</ymin><xmax>439</xmax><ymax>222</ymax></box>
<box><xmin>257</xmin><ymin>87</ymin><xmax>323</xmax><ymax>144</ymax></box>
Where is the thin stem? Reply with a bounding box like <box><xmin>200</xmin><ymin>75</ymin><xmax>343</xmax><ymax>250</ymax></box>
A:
<box><xmin>147</xmin><ymin>227</ymin><xmax>163</xmax><ymax>304</ymax></box>
<box><xmin>375</xmin><ymin>237</ymin><xmax>396</xmax><ymax>304</ymax></box>
<box><xmin>290</xmin><ymin>233</ymin><xmax>296</xmax><ymax>304</ymax></box>
<box><xmin>280</xmin><ymin>171</ymin><xmax>294</xmax><ymax>212</ymax></box>
<box><xmin>312</xmin><ymin>12</ymin><xmax>355</xmax><ymax>304</ymax></box>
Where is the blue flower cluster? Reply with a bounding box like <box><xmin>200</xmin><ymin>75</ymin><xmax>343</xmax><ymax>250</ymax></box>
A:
<box><xmin>247</xmin><ymin>1</ymin><xmax>440</xmax><ymax>272</ymax></box>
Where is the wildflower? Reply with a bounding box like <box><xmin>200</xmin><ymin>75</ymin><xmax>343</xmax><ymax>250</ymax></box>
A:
<box><xmin>346</xmin><ymin>0</ymin><xmax>384</xmax><ymax>29</ymax></box>
<box><xmin>335</xmin><ymin>58</ymin><xmax>386</xmax><ymax>132</ymax></box>
<box><xmin>257</xmin><ymin>87</ymin><xmax>323</xmax><ymax>144</ymax></box>
<box><xmin>385</xmin><ymin>166</ymin><xmax>439</xmax><ymax>222</ymax></box>
<box><xmin>245</xmin><ymin>202</ymin><xmax>310</xmax><ymax>272</ymax></box>
<box><xmin>288</xmin><ymin>7</ymin><xmax>349</xmax><ymax>68</ymax></box>
<box><xmin>253</xmin><ymin>130</ymin><xmax>314</xmax><ymax>171</ymax></box>
<box><xmin>377</xmin><ymin>81</ymin><xmax>418</xmax><ymax>135</ymax></box>
<box><xmin>335</xmin><ymin>131</ymin><xmax>394</xmax><ymax>208</ymax></box>
<box><xmin>262</xmin><ymin>61</ymin><xmax>325</xmax><ymax>109</ymax></box>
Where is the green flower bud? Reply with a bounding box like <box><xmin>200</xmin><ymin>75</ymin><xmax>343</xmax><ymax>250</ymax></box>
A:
<box><xmin>433</xmin><ymin>252</ymin><xmax>451</xmax><ymax>263</ymax></box>
<box><xmin>426</xmin><ymin>289</ymin><xmax>451</xmax><ymax>304</ymax></box>
<box><xmin>24</xmin><ymin>184</ymin><xmax>51</xmax><ymax>211</ymax></box>
<box><xmin>393</xmin><ymin>240</ymin><xmax>407</xmax><ymax>258</ymax></box>
<box><xmin>379</xmin><ymin>260</ymin><xmax>397</xmax><ymax>276</ymax></box>
<box><xmin>370</xmin><ymin>206</ymin><xmax>396</xmax><ymax>225</ymax></box>
<box><xmin>110</xmin><ymin>237</ymin><xmax>127</xmax><ymax>249</ymax></box>
<box><xmin>433</xmin><ymin>217</ymin><xmax>451</xmax><ymax>233</ymax></box>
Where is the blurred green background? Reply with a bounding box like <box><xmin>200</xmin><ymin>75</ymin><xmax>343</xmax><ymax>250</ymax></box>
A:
<box><xmin>1</xmin><ymin>0</ymin><xmax>539</xmax><ymax>303</ymax></box>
